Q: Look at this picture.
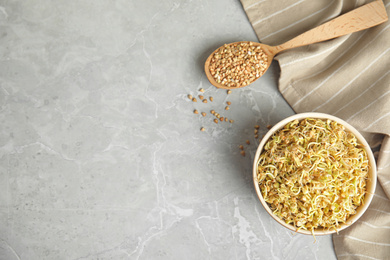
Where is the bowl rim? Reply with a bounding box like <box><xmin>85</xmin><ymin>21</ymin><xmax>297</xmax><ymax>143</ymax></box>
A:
<box><xmin>252</xmin><ymin>112</ymin><xmax>377</xmax><ymax>235</ymax></box>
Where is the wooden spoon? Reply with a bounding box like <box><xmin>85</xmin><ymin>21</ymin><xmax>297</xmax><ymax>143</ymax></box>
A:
<box><xmin>205</xmin><ymin>0</ymin><xmax>388</xmax><ymax>89</ymax></box>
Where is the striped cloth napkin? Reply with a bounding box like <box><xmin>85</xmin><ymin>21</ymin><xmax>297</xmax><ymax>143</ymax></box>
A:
<box><xmin>240</xmin><ymin>0</ymin><xmax>390</xmax><ymax>258</ymax></box>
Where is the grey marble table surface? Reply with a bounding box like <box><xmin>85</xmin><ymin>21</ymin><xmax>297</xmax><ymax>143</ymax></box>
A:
<box><xmin>0</xmin><ymin>1</ymin><xmax>337</xmax><ymax>259</ymax></box>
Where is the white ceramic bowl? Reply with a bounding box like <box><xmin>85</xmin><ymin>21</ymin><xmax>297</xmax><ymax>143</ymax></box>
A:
<box><xmin>253</xmin><ymin>112</ymin><xmax>377</xmax><ymax>235</ymax></box>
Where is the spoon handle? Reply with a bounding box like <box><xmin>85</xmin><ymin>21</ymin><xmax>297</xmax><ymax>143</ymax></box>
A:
<box><xmin>274</xmin><ymin>0</ymin><xmax>388</xmax><ymax>54</ymax></box>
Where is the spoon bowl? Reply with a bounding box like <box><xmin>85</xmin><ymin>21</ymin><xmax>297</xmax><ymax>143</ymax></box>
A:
<box><xmin>205</xmin><ymin>1</ymin><xmax>387</xmax><ymax>89</ymax></box>
<box><xmin>204</xmin><ymin>42</ymin><xmax>277</xmax><ymax>89</ymax></box>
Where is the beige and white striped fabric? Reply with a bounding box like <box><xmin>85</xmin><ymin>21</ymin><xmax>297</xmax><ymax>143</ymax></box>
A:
<box><xmin>240</xmin><ymin>0</ymin><xmax>390</xmax><ymax>258</ymax></box>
